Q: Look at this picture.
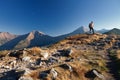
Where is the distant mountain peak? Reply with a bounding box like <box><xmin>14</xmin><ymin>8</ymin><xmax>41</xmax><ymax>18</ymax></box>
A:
<box><xmin>26</xmin><ymin>30</ymin><xmax>46</xmax><ymax>41</ymax></box>
<box><xmin>75</xmin><ymin>26</ymin><xmax>86</xmax><ymax>30</ymax></box>
<box><xmin>0</xmin><ymin>32</ymin><xmax>16</xmax><ymax>39</ymax></box>
<box><xmin>97</xmin><ymin>29</ymin><xmax>109</xmax><ymax>33</ymax></box>
<box><xmin>30</xmin><ymin>30</ymin><xmax>45</xmax><ymax>35</ymax></box>
<box><xmin>0</xmin><ymin>30</ymin><xmax>53</xmax><ymax>50</ymax></box>
<box><xmin>112</xmin><ymin>28</ymin><xmax>119</xmax><ymax>30</ymax></box>
<box><xmin>0</xmin><ymin>32</ymin><xmax>17</xmax><ymax>46</ymax></box>
<box><xmin>104</xmin><ymin>28</ymin><xmax>120</xmax><ymax>35</ymax></box>
<box><xmin>72</xmin><ymin>26</ymin><xmax>89</xmax><ymax>34</ymax></box>
<box><xmin>0</xmin><ymin>32</ymin><xmax>12</xmax><ymax>35</ymax></box>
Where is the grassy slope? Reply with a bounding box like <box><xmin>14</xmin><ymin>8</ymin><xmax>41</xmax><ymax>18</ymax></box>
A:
<box><xmin>0</xmin><ymin>34</ymin><xmax>116</xmax><ymax>80</ymax></box>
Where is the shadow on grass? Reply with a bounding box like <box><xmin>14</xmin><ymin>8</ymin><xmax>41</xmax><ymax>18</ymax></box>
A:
<box><xmin>106</xmin><ymin>54</ymin><xmax>120</xmax><ymax>80</ymax></box>
<box><xmin>0</xmin><ymin>70</ymin><xmax>25</xmax><ymax>80</ymax></box>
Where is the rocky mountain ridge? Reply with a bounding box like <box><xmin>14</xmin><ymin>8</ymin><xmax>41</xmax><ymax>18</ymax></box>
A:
<box><xmin>0</xmin><ymin>33</ymin><xmax>120</xmax><ymax>80</ymax></box>
<box><xmin>0</xmin><ymin>27</ymin><xmax>89</xmax><ymax>50</ymax></box>
<box><xmin>0</xmin><ymin>31</ymin><xmax>54</xmax><ymax>50</ymax></box>
<box><xmin>0</xmin><ymin>27</ymin><xmax>120</xmax><ymax>50</ymax></box>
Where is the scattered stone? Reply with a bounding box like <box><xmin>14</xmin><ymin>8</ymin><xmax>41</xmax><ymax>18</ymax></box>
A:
<box><xmin>50</xmin><ymin>68</ymin><xmax>58</xmax><ymax>80</ymax></box>
<box><xmin>0</xmin><ymin>34</ymin><xmax>117</xmax><ymax>80</ymax></box>
<box><xmin>22</xmin><ymin>56</ymin><xmax>31</xmax><ymax>62</ymax></box>
<box><xmin>57</xmin><ymin>48</ymin><xmax>73</xmax><ymax>57</ymax></box>
<box><xmin>10</xmin><ymin>60</ymin><xmax>17</xmax><ymax>69</ymax></box>
<box><xmin>41</xmin><ymin>52</ymin><xmax>49</xmax><ymax>59</ymax></box>
<box><xmin>48</xmin><ymin>57</ymin><xmax>58</xmax><ymax>64</ymax></box>
<box><xmin>4</xmin><ymin>66</ymin><xmax>10</xmax><ymax>69</ymax></box>
<box><xmin>52</xmin><ymin>52</ymin><xmax>61</xmax><ymax>57</ymax></box>
<box><xmin>59</xmin><ymin>64</ymin><xmax>73</xmax><ymax>72</ymax></box>
<box><xmin>65</xmin><ymin>58</ymin><xmax>74</xmax><ymax>62</ymax></box>
<box><xmin>93</xmin><ymin>69</ymin><xmax>105</xmax><ymax>80</ymax></box>
<box><xmin>19</xmin><ymin>76</ymin><xmax>33</xmax><ymax>80</ymax></box>
<box><xmin>85</xmin><ymin>69</ymin><xmax>105</xmax><ymax>80</ymax></box>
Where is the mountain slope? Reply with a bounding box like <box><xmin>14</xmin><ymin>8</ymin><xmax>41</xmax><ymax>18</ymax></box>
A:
<box><xmin>104</xmin><ymin>28</ymin><xmax>120</xmax><ymax>35</ymax></box>
<box><xmin>55</xmin><ymin>26</ymin><xmax>89</xmax><ymax>41</ymax></box>
<box><xmin>0</xmin><ymin>32</ymin><xmax>17</xmax><ymax>46</ymax></box>
<box><xmin>0</xmin><ymin>31</ymin><xmax>55</xmax><ymax>50</ymax></box>
<box><xmin>70</xmin><ymin>26</ymin><xmax>89</xmax><ymax>34</ymax></box>
<box><xmin>0</xmin><ymin>27</ymin><xmax>90</xmax><ymax>50</ymax></box>
<box><xmin>97</xmin><ymin>29</ymin><xmax>109</xmax><ymax>33</ymax></box>
<box><xmin>0</xmin><ymin>33</ymin><xmax>116</xmax><ymax>80</ymax></box>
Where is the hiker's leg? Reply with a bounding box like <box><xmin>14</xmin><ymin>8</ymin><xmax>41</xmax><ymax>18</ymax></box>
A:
<box><xmin>90</xmin><ymin>28</ymin><xmax>92</xmax><ymax>33</ymax></box>
<box><xmin>92</xmin><ymin>28</ymin><xmax>94</xmax><ymax>34</ymax></box>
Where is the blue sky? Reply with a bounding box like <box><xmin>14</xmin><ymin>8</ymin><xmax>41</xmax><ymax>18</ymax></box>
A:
<box><xmin>0</xmin><ymin>0</ymin><xmax>120</xmax><ymax>36</ymax></box>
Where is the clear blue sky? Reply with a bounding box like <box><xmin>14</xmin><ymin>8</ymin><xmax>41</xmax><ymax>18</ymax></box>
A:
<box><xmin>0</xmin><ymin>0</ymin><xmax>120</xmax><ymax>36</ymax></box>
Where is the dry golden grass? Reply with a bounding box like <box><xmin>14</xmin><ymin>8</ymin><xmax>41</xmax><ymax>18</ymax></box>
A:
<box><xmin>25</xmin><ymin>60</ymin><xmax>91</xmax><ymax>80</ymax></box>
<box><xmin>23</xmin><ymin>34</ymin><xmax>111</xmax><ymax>80</ymax></box>
<box><xmin>0</xmin><ymin>34</ymin><xmax>113</xmax><ymax>80</ymax></box>
<box><xmin>30</xmin><ymin>47</ymin><xmax>41</xmax><ymax>53</ymax></box>
<box><xmin>28</xmin><ymin>71</ymin><xmax>39</xmax><ymax>80</ymax></box>
<box><xmin>0</xmin><ymin>50</ymin><xmax>10</xmax><ymax>57</ymax></box>
<box><xmin>51</xmin><ymin>61</ymin><xmax>88</xmax><ymax>80</ymax></box>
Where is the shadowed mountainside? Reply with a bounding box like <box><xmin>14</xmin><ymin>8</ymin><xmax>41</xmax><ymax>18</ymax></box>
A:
<box><xmin>0</xmin><ymin>26</ymin><xmax>89</xmax><ymax>50</ymax></box>
<box><xmin>104</xmin><ymin>28</ymin><xmax>120</xmax><ymax>35</ymax></box>
<box><xmin>0</xmin><ymin>31</ymin><xmax>55</xmax><ymax>50</ymax></box>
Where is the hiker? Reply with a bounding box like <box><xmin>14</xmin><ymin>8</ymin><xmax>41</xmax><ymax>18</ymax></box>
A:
<box><xmin>89</xmin><ymin>21</ymin><xmax>94</xmax><ymax>34</ymax></box>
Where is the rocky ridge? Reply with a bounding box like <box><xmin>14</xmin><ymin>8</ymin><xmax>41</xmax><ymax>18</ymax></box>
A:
<box><xmin>0</xmin><ymin>33</ymin><xmax>120</xmax><ymax>80</ymax></box>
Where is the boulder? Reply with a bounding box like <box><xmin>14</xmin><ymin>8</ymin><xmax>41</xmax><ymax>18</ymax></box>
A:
<box><xmin>48</xmin><ymin>57</ymin><xmax>58</xmax><ymax>64</ymax></box>
<box><xmin>9</xmin><ymin>51</ymin><xmax>22</xmax><ymax>58</ymax></box>
<box><xmin>57</xmin><ymin>48</ymin><xmax>73</xmax><ymax>57</ymax></box>
<box><xmin>59</xmin><ymin>64</ymin><xmax>73</xmax><ymax>72</ymax></box>
<box><xmin>40</xmin><ymin>52</ymin><xmax>48</xmax><ymax>59</ymax></box>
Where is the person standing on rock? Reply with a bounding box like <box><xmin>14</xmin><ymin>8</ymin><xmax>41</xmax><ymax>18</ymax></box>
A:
<box><xmin>89</xmin><ymin>21</ymin><xmax>94</xmax><ymax>34</ymax></box>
